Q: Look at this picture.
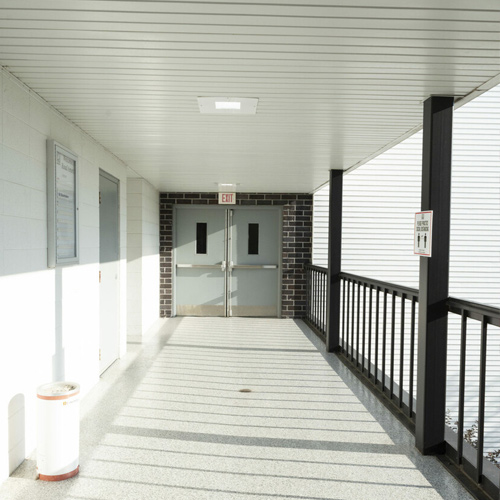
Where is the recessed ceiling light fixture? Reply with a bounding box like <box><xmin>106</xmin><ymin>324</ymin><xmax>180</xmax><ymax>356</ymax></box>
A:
<box><xmin>198</xmin><ymin>97</ymin><xmax>258</xmax><ymax>115</ymax></box>
<box><xmin>217</xmin><ymin>182</ymin><xmax>238</xmax><ymax>192</ymax></box>
<box><xmin>215</xmin><ymin>101</ymin><xmax>241</xmax><ymax>110</ymax></box>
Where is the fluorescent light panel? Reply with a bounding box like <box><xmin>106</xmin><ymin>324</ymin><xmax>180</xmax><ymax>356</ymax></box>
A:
<box><xmin>215</xmin><ymin>101</ymin><xmax>241</xmax><ymax>110</ymax></box>
<box><xmin>198</xmin><ymin>97</ymin><xmax>258</xmax><ymax>115</ymax></box>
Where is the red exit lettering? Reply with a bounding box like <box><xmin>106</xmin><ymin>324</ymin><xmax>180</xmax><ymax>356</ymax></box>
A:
<box><xmin>219</xmin><ymin>193</ymin><xmax>236</xmax><ymax>204</ymax></box>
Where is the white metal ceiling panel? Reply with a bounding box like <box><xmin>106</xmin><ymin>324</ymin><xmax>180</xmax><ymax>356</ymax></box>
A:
<box><xmin>1</xmin><ymin>0</ymin><xmax>500</xmax><ymax>192</ymax></box>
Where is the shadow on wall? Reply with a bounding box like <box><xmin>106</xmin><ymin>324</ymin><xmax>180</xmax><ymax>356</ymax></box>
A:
<box><xmin>8</xmin><ymin>394</ymin><xmax>25</xmax><ymax>475</ymax></box>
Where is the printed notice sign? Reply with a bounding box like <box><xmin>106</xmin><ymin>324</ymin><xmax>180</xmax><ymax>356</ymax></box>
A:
<box><xmin>414</xmin><ymin>211</ymin><xmax>433</xmax><ymax>257</ymax></box>
<box><xmin>55</xmin><ymin>150</ymin><xmax>77</xmax><ymax>260</ymax></box>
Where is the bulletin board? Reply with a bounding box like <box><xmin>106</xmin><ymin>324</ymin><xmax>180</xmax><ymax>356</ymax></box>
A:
<box><xmin>47</xmin><ymin>140</ymin><xmax>79</xmax><ymax>267</ymax></box>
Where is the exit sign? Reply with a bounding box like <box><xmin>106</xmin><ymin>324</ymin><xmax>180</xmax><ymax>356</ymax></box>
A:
<box><xmin>218</xmin><ymin>193</ymin><xmax>236</xmax><ymax>204</ymax></box>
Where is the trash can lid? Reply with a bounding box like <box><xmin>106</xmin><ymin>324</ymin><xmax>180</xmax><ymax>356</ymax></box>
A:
<box><xmin>37</xmin><ymin>382</ymin><xmax>80</xmax><ymax>399</ymax></box>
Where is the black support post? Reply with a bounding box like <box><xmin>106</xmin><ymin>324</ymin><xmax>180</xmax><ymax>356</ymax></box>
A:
<box><xmin>326</xmin><ymin>169</ymin><xmax>343</xmax><ymax>352</ymax></box>
<box><xmin>416</xmin><ymin>96</ymin><xmax>454</xmax><ymax>455</ymax></box>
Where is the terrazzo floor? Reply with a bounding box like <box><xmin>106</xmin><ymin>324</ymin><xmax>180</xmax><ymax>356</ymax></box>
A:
<box><xmin>1</xmin><ymin>317</ymin><xmax>474</xmax><ymax>500</ymax></box>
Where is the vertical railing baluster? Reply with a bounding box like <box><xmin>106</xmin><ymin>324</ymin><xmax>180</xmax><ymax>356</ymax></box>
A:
<box><xmin>476</xmin><ymin>316</ymin><xmax>488</xmax><ymax>483</ymax></box>
<box><xmin>320</xmin><ymin>272</ymin><xmax>323</xmax><ymax>331</ymax></box>
<box><xmin>318</xmin><ymin>271</ymin><xmax>321</xmax><ymax>329</ymax></box>
<box><xmin>346</xmin><ymin>280</ymin><xmax>350</xmax><ymax>357</ymax></box>
<box><xmin>310</xmin><ymin>270</ymin><xmax>313</xmax><ymax>325</ymax></box>
<box><xmin>310</xmin><ymin>270</ymin><xmax>314</xmax><ymax>326</ymax></box>
<box><xmin>316</xmin><ymin>271</ymin><xmax>320</xmax><ymax>330</ymax></box>
<box><xmin>457</xmin><ymin>310</ymin><xmax>467</xmax><ymax>465</ymax></box>
<box><xmin>322</xmin><ymin>274</ymin><xmax>328</xmax><ymax>335</ymax></box>
<box><xmin>321</xmin><ymin>272</ymin><xmax>324</xmax><ymax>331</ymax></box>
<box><xmin>390</xmin><ymin>291</ymin><xmax>396</xmax><ymax>399</ymax></box>
<box><xmin>309</xmin><ymin>269</ymin><xmax>314</xmax><ymax>325</ymax></box>
<box><xmin>351</xmin><ymin>280</ymin><xmax>356</xmax><ymax>362</ymax></box>
<box><xmin>324</xmin><ymin>273</ymin><xmax>328</xmax><ymax>335</ymax></box>
<box><xmin>375</xmin><ymin>287</ymin><xmax>380</xmax><ymax>386</ymax></box>
<box><xmin>409</xmin><ymin>296</ymin><xmax>416</xmax><ymax>418</ymax></box>
<box><xmin>307</xmin><ymin>267</ymin><xmax>311</xmax><ymax>323</ymax></box>
<box><xmin>316</xmin><ymin>271</ymin><xmax>320</xmax><ymax>329</ymax></box>
<box><xmin>382</xmin><ymin>290</ymin><xmax>387</xmax><ymax>394</ymax></box>
<box><xmin>398</xmin><ymin>294</ymin><xmax>405</xmax><ymax>409</ymax></box>
<box><xmin>368</xmin><ymin>286</ymin><xmax>373</xmax><ymax>380</ymax></box>
<box><xmin>316</xmin><ymin>270</ymin><xmax>320</xmax><ymax>327</ymax></box>
<box><xmin>342</xmin><ymin>278</ymin><xmax>346</xmax><ymax>352</ymax></box>
<box><xmin>316</xmin><ymin>270</ymin><xmax>320</xmax><ymax>329</ymax></box>
<box><xmin>318</xmin><ymin>271</ymin><xmax>322</xmax><ymax>331</ymax></box>
<box><xmin>319</xmin><ymin>271</ymin><xmax>322</xmax><ymax>330</ymax></box>
<box><xmin>356</xmin><ymin>280</ymin><xmax>361</xmax><ymax>367</ymax></box>
<box><xmin>324</xmin><ymin>273</ymin><xmax>327</xmax><ymax>334</ymax></box>
<box><xmin>362</xmin><ymin>283</ymin><xmax>366</xmax><ymax>373</ymax></box>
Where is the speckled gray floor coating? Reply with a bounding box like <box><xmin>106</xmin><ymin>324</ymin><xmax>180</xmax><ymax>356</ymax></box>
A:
<box><xmin>1</xmin><ymin>317</ymin><xmax>474</xmax><ymax>500</ymax></box>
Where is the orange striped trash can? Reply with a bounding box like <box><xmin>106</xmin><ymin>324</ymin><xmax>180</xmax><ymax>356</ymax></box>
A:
<box><xmin>36</xmin><ymin>382</ymin><xmax>80</xmax><ymax>481</ymax></box>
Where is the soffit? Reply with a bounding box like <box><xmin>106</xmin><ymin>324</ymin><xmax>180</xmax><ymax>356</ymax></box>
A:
<box><xmin>1</xmin><ymin>0</ymin><xmax>500</xmax><ymax>192</ymax></box>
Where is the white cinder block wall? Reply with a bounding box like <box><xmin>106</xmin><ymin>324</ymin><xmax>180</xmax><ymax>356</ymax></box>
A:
<box><xmin>141</xmin><ymin>181</ymin><xmax>160</xmax><ymax>334</ymax></box>
<box><xmin>127</xmin><ymin>179</ymin><xmax>144</xmax><ymax>337</ymax></box>
<box><xmin>0</xmin><ymin>69</ymin><xmax>130</xmax><ymax>482</ymax></box>
<box><xmin>127</xmin><ymin>179</ymin><xmax>160</xmax><ymax>340</ymax></box>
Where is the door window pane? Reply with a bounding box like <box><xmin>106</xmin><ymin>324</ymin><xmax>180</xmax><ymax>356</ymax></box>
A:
<box><xmin>248</xmin><ymin>223</ymin><xmax>259</xmax><ymax>255</ymax></box>
<box><xmin>196</xmin><ymin>222</ymin><xmax>207</xmax><ymax>254</ymax></box>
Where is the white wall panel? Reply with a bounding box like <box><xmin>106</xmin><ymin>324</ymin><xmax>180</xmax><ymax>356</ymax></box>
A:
<box><xmin>0</xmin><ymin>68</ymin><xmax>129</xmax><ymax>482</ymax></box>
<box><xmin>126</xmin><ymin>178</ymin><xmax>160</xmax><ymax>340</ymax></box>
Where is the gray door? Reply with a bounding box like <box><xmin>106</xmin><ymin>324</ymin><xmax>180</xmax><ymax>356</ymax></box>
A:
<box><xmin>175</xmin><ymin>208</ymin><xmax>227</xmax><ymax>316</ymax></box>
<box><xmin>228</xmin><ymin>208</ymin><xmax>280</xmax><ymax>317</ymax></box>
<box><xmin>175</xmin><ymin>207</ymin><xmax>280</xmax><ymax>317</ymax></box>
<box><xmin>99</xmin><ymin>171</ymin><xmax>120</xmax><ymax>374</ymax></box>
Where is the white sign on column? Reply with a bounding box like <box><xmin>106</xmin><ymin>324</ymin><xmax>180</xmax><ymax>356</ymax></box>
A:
<box><xmin>414</xmin><ymin>211</ymin><xmax>433</xmax><ymax>257</ymax></box>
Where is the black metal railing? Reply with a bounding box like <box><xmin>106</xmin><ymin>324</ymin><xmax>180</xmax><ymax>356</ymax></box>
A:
<box><xmin>446</xmin><ymin>297</ymin><xmax>500</xmax><ymax>498</ymax></box>
<box><xmin>305</xmin><ymin>264</ymin><xmax>328</xmax><ymax>338</ymax></box>
<box><xmin>339</xmin><ymin>272</ymin><xmax>419</xmax><ymax>423</ymax></box>
<box><xmin>304</xmin><ymin>263</ymin><xmax>500</xmax><ymax>498</ymax></box>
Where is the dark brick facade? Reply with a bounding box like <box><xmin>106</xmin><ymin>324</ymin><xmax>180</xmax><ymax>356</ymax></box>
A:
<box><xmin>160</xmin><ymin>192</ymin><xmax>312</xmax><ymax>318</ymax></box>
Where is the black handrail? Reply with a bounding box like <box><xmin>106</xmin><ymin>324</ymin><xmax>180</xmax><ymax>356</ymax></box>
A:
<box><xmin>448</xmin><ymin>296</ymin><xmax>500</xmax><ymax>327</ymax></box>
<box><xmin>340</xmin><ymin>272</ymin><xmax>419</xmax><ymax>300</ymax></box>
<box><xmin>307</xmin><ymin>264</ymin><xmax>328</xmax><ymax>274</ymax></box>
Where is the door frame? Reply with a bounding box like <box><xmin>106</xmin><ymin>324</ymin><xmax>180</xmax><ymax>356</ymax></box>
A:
<box><xmin>99</xmin><ymin>169</ymin><xmax>121</xmax><ymax>374</ymax></box>
<box><xmin>173</xmin><ymin>205</ymin><xmax>283</xmax><ymax>318</ymax></box>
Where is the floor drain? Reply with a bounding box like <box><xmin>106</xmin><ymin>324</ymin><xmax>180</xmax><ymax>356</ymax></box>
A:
<box><xmin>239</xmin><ymin>389</ymin><xmax>252</xmax><ymax>393</ymax></box>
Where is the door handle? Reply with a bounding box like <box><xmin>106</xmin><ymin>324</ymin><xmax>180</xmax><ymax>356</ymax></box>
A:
<box><xmin>231</xmin><ymin>264</ymin><xmax>278</xmax><ymax>269</ymax></box>
<box><xmin>221</xmin><ymin>261</ymin><xmax>226</xmax><ymax>272</ymax></box>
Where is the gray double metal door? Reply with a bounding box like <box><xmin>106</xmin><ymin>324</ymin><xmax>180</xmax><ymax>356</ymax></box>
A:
<box><xmin>175</xmin><ymin>206</ymin><xmax>281</xmax><ymax>317</ymax></box>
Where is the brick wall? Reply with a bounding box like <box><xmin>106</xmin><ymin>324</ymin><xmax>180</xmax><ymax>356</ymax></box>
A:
<box><xmin>159</xmin><ymin>192</ymin><xmax>313</xmax><ymax>318</ymax></box>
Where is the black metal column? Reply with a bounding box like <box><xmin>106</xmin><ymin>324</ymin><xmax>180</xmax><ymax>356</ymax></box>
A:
<box><xmin>326</xmin><ymin>169</ymin><xmax>343</xmax><ymax>352</ymax></box>
<box><xmin>416</xmin><ymin>96</ymin><xmax>454</xmax><ymax>455</ymax></box>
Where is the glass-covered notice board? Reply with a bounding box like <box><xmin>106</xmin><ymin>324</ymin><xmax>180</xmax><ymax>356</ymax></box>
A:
<box><xmin>47</xmin><ymin>140</ymin><xmax>79</xmax><ymax>267</ymax></box>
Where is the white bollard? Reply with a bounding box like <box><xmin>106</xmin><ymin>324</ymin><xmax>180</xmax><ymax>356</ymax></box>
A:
<box><xmin>37</xmin><ymin>382</ymin><xmax>80</xmax><ymax>481</ymax></box>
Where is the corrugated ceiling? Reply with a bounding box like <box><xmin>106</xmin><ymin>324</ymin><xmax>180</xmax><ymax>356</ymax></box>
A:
<box><xmin>1</xmin><ymin>0</ymin><xmax>500</xmax><ymax>192</ymax></box>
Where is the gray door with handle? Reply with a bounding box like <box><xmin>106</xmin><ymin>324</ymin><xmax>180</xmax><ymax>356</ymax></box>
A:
<box><xmin>175</xmin><ymin>206</ymin><xmax>281</xmax><ymax>317</ymax></box>
<box><xmin>99</xmin><ymin>170</ymin><xmax>120</xmax><ymax>374</ymax></box>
